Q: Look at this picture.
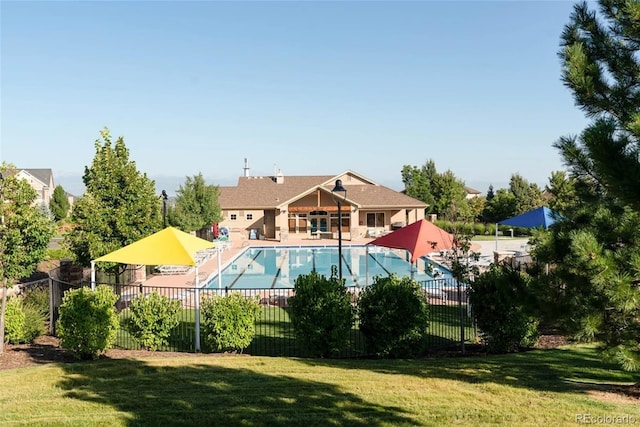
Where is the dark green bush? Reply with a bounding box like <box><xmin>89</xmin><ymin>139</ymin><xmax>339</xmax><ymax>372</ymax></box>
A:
<box><xmin>23</xmin><ymin>287</ymin><xmax>49</xmax><ymax>317</ymax></box>
<box><xmin>468</xmin><ymin>265</ymin><xmax>539</xmax><ymax>353</ymax></box>
<box><xmin>125</xmin><ymin>291</ymin><xmax>181</xmax><ymax>350</ymax></box>
<box><xmin>473</xmin><ymin>223</ymin><xmax>486</xmax><ymax>236</ymax></box>
<box><xmin>22</xmin><ymin>303</ymin><xmax>46</xmax><ymax>342</ymax></box>
<box><xmin>358</xmin><ymin>274</ymin><xmax>430</xmax><ymax>358</ymax></box>
<box><xmin>434</xmin><ymin>220</ymin><xmax>452</xmax><ymax>232</ymax></box>
<box><xmin>57</xmin><ymin>285</ymin><xmax>119</xmax><ymax>359</ymax></box>
<box><xmin>201</xmin><ymin>293</ymin><xmax>261</xmax><ymax>353</ymax></box>
<box><xmin>289</xmin><ymin>268</ymin><xmax>355</xmax><ymax>358</ymax></box>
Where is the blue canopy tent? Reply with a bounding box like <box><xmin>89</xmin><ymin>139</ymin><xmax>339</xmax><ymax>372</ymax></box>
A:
<box><xmin>495</xmin><ymin>206</ymin><xmax>559</xmax><ymax>250</ymax></box>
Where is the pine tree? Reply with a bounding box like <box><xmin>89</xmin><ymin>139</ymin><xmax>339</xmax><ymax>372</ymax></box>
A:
<box><xmin>542</xmin><ymin>0</ymin><xmax>640</xmax><ymax>371</ymax></box>
<box><xmin>49</xmin><ymin>184</ymin><xmax>70</xmax><ymax>221</ymax></box>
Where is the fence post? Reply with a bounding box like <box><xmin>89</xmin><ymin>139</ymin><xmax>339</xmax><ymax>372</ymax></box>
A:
<box><xmin>48</xmin><ymin>277</ymin><xmax>55</xmax><ymax>335</ymax></box>
<box><xmin>195</xmin><ymin>287</ymin><xmax>201</xmax><ymax>352</ymax></box>
<box><xmin>457</xmin><ymin>278</ymin><xmax>465</xmax><ymax>355</ymax></box>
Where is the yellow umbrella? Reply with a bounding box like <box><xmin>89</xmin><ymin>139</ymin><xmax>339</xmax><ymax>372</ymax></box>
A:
<box><xmin>94</xmin><ymin>226</ymin><xmax>215</xmax><ymax>266</ymax></box>
<box><xmin>91</xmin><ymin>226</ymin><xmax>217</xmax><ymax>352</ymax></box>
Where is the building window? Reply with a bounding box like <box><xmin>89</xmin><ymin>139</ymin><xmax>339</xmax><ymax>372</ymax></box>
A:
<box><xmin>230</xmin><ymin>214</ymin><xmax>237</xmax><ymax>220</ymax></box>
<box><xmin>246</xmin><ymin>213</ymin><xmax>253</xmax><ymax>220</ymax></box>
<box><xmin>366</xmin><ymin>212</ymin><xmax>385</xmax><ymax>227</ymax></box>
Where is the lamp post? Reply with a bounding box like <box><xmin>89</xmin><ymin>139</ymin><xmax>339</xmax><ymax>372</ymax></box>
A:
<box><xmin>331</xmin><ymin>179</ymin><xmax>347</xmax><ymax>282</ymax></box>
<box><xmin>161</xmin><ymin>190</ymin><xmax>168</xmax><ymax>228</ymax></box>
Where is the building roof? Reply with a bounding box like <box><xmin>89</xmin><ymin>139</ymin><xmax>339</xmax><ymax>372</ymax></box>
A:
<box><xmin>219</xmin><ymin>173</ymin><xmax>427</xmax><ymax>210</ymax></box>
<box><xmin>20</xmin><ymin>168</ymin><xmax>54</xmax><ymax>186</ymax></box>
<box><xmin>464</xmin><ymin>185</ymin><xmax>481</xmax><ymax>195</ymax></box>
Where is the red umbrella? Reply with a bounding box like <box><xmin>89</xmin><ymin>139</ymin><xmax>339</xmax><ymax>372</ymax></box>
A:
<box><xmin>368</xmin><ymin>219</ymin><xmax>454</xmax><ymax>262</ymax></box>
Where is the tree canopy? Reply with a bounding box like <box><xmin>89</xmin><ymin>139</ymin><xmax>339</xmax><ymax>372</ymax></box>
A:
<box><xmin>401</xmin><ymin>160</ymin><xmax>470</xmax><ymax>220</ymax></box>
<box><xmin>0</xmin><ymin>163</ymin><xmax>55</xmax><ymax>352</ymax></box>
<box><xmin>64</xmin><ymin>128</ymin><xmax>161</xmax><ymax>271</ymax></box>
<box><xmin>167</xmin><ymin>173</ymin><xmax>222</xmax><ymax>238</ymax></box>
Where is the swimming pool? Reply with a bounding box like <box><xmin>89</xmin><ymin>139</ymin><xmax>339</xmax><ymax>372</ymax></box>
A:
<box><xmin>204</xmin><ymin>245</ymin><xmax>452</xmax><ymax>289</ymax></box>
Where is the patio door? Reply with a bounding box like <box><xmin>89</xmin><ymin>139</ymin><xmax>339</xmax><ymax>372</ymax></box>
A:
<box><xmin>310</xmin><ymin>217</ymin><xmax>328</xmax><ymax>233</ymax></box>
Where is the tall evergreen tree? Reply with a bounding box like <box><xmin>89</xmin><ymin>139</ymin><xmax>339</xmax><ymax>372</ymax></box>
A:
<box><xmin>49</xmin><ymin>184</ymin><xmax>70</xmax><ymax>221</ymax></box>
<box><xmin>65</xmin><ymin>128</ymin><xmax>161</xmax><ymax>281</ymax></box>
<box><xmin>486</xmin><ymin>185</ymin><xmax>495</xmax><ymax>202</ymax></box>
<box><xmin>540</xmin><ymin>0</ymin><xmax>640</xmax><ymax>371</ymax></box>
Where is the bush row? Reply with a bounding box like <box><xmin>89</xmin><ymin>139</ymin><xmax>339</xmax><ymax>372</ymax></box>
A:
<box><xmin>53</xmin><ymin>265</ymin><xmax>540</xmax><ymax>359</ymax></box>
<box><xmin>433</xmin><ymin>220</ymin><xmax>532</xmax><ymax>237</ymax></box>
<box><xmin>289</xmin><ymin>269</ymin><xmax>430</xmax><ymax>358</ymax></box>
<box><xmin>56</xmin><ymin>285</ymin><xmax>261</xmax><ymax>359</ymax></box>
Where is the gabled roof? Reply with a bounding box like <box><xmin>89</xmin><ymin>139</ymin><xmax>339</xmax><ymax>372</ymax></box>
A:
<box><xmin>464</xmin><ymin>185</ymin><xmax>481</xmax><ymax>195</ymax></box>
<box><xmin>219</xmin><ymin>175</ymin><xmax>334</xmax><ymax>209</ymax></box>
<box><xmin>20</xmin><ymin>168</ymin><xmax>54</xmax><ymax>187</ymax></box>
<box><xmin>218</xmin><ymin>172</ymin><xmax>427</xmax><ymax>210</ymax></box>
<box><xmin>334</xmin><ymin>183</ymin><xmax>426</xmax><ymax>209</ymax></box>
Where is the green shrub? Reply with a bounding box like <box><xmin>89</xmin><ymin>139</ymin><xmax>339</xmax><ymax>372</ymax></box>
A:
<box><xmin>468</xmin><ymin>265</ymin><xmax>539</xmax><ymax>353</ymax></box>
<box><xmin>434</xmin><ymin>220</ymin><xmax>452</xmax><ymax>233</ymax></box>
<box><xmin>57</xmin><ymin>285</ymin><xmax>119</xmax><ymax>359</ymax></box>
<box><xmin>4</xmin><ymin>295</ymin><xmax>47</xmax><ymax>344</ymax></box>
<box><xmin>358</xmin><ymin>274</ymin><xmax>430</xmax><ymax>358</ymax></box>
<box><xmin>461</xmin><ymin>222</ymin><xmax>475</xmax><ymax>235</ymax></box>
<box><xmin>289</xmin><ymin>268</ymin><xmax>355</xmax><ymax>358</ymax></box>
<box><xmin>5</xmin><ymin>297</ymin><xmax>26</xmax><ymax>344</ymax></box>
<box><xmin>201</xmin><ymin>293</ymin><xmax>261</xmax><ymax>353</ymax></box>
<box><xmin>23</xmin><ymin>287</ymin><xmax>49</xmax><ymax>317</ymax></box>
<box><xmin>125</xmin><ymin>291</ymin><xmax>181</xmax><ymax>350</ymax></box>
<box><xmin>46</xmin><ymin>248</ymin><xmax>75</xmax><ymax>261</ymax></box>
<box><xmin>22</xmin><ymin>303</ymin><xmax>47</xmax><ymax>342</ymax></box>
<box><xmin>473</xmin><ymin>223</ymin><xmax>486</xmax><ymax>236</ymax></box>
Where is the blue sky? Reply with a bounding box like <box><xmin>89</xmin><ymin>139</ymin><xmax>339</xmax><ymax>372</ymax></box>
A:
<box><xmin>1</xmin><ymin>1</ymin><xmax>589</xmax><ymax>196</ymax></box>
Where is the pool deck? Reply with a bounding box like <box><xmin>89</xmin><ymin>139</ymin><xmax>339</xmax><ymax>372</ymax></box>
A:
<box><xmin>142</xmin><ymin>232</ymin><xmax>528</xmax><ymax>289</ymax></box>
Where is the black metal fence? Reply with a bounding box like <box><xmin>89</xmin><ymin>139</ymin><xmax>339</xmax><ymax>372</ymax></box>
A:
<box><xmin>50</xmin><ymin>274</ymin><xmax>475</xmax><ymax>357</ymax></box>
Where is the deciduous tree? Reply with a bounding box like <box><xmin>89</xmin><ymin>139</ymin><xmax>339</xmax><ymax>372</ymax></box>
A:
<box><xmin>64</xmin><ymin>128</ymin><xmax>161</xmax><ymax>281</ymax></box>
<box><xmin>401</xmin><ymin>160</ymin><xmax>469</xmax><ymax>220</ymax></box>
<box><xmin>0</xmin><ymin>164</ymin><xmax>55</xmax><ymax>352</ymax></box>
<box><xmin>168</xmin><ymin>173</ymin><xmax>222</xmax><ymax>239</ymax></box>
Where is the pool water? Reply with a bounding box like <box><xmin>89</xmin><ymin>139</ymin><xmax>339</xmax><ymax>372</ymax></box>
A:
<box><xmin>205</xmin><ymin>245</ymin><xmax>452</xmax><ymax>289</ymax></box>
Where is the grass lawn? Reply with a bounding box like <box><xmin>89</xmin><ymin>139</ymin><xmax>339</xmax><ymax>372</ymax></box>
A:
<box><xmin>1</xmin><ymin>345</ymin><xmax>638</xmax><ymax>426</ymax></box>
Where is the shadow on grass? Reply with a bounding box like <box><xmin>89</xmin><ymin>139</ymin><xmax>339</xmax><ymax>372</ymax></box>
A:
<box><xmin>296</xmin><ymin>345</ymin><xmax>640</xmax><ymax>397</ymax></box>
<box><xmin>58</xmin><ymin>359</ymin><xmax>416</xmax><ymax>426</ymax></box>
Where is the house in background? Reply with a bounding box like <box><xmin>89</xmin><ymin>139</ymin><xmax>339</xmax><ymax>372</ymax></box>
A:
<box><xmin>218</xmin><ymin>163</ymin><xmax>427</xmax><ymax>242</ymax></box>
<box><xmin>16</xmin><ymin>168</ymin><xmax>55</xmax><ymax>208</ymax></box>
<box><xmin>464</xmin><ymin>185</ymin><xmax>482</xmax><ymax>199</ymax></box>
<box><xmin>16</xmin><ymin>168</ymin><xmax>75</xmax><ymax>210</ymax></box>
